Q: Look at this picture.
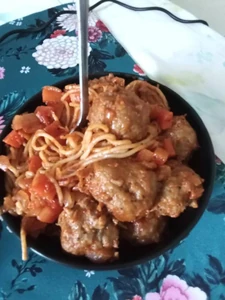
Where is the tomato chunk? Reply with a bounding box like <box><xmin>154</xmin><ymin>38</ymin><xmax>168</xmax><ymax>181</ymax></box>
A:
<box><xmin>3</xmin><ymin>130</ymin><xmax>24</xmax><ymax>148</ymax></box>
<box><xmin>28</xmin><ymin>192</ymin><xmax>62</xmax><ymax>223</ymax></box>
<box><xmin>48</xmin><ymin>102</ymin><xmax>64</xmax><ymax>119</ymax></box>
<box><xmin>157</xmin><ymin>110</ymin><xmax>173</xmax><ymax>130</ymax></box>
<box><xmin>35</xmin><ymin>106</ymin><xmax>55</xmax><ymax>125</ymax></box>
<box><xmin>12</xmin><ymin>113</ymin><xmax>44</xmax><ymax>134</ymax></box>
<box><xmin>150</xmin><ymin>105</ymin><xmax>173</xmax><ymax>130</ymax></box>
<box><xmin>163</xmin><ymin>138</ymin><xmax>176</xmax><ymax>157</ymax></box>
<box><xmin>37</xmin><ymin>199</ymin><xmax>62</xmax><ymax>223</ymax></box>
<box><xmin>28</xmin><ymin>155</ymin><xmax>42</xmax><ymax>173</ymax></box>
<box><xmin>31</xmin><ymin>173</ymin><xmax>56</xmax><ymax>202</ymax></box>
<box><xmin>153</xmin><ymin>147</ymin><xmax>169</xmax><ymax>165</ymax></box>
<box><xmin>44</xmin><ymin>121</ymin><xmax>67</xmax><ymax>139</ymax></box>
<box><xmin>42</xmin><ymin>86</ymin><xmax>62</xmax><ymax>104</ymax></box>
<box><xmin>18</xmin><ymin>130</ymin><xmax>31</xmax><ymax>141</ymax></box>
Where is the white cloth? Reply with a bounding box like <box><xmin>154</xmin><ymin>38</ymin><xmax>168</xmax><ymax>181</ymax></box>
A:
<box><xmin>90</xmin><ymin>0</ymin><xmax>225</xmax><ymax>162</ymax></box>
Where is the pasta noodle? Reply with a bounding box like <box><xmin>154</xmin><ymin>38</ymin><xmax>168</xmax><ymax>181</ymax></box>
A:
<box><xmin>20</xmin><ymin>226</ymin><xmax>28</xmax><ymax>261</ymax></box>
<box><xmin>0</xmin><ymin>74</ymin><xmax>204</xmax><ymax>262</ymax></box>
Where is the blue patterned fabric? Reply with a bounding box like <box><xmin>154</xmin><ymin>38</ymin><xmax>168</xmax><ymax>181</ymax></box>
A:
<box><xmin>0</xmin><ymin>4</ymin><xmax>225</xmax><ymax>300</ymax></box>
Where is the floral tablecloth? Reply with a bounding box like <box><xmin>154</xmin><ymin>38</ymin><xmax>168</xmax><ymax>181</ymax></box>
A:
<box><xmin>0</xmin><ymin>3</ymin><xmax>225</xmax><ymax>300</ymax></box>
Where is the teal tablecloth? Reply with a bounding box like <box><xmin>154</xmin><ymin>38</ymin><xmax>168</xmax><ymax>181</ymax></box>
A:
<box><xmin>0</xmin><ymin>3</ymin><xmax>225</xmax><ymax>300</ymax></box>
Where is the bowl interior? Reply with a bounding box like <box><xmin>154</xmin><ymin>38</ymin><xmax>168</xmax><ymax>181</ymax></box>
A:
<box><xmin>0</xmin><ymin>72</ymin><xmax>215</xmax><ymax>270</ymax></box>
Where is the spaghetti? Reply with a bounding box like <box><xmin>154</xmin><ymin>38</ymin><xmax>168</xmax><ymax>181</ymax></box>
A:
<box><xmin>0</xmin><ymin>74</ymin><xmax>204</xmax><ymax>262</ymax></box>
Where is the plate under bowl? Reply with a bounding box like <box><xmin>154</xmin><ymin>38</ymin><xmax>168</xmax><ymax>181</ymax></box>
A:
<box><xmin>0</xmin><ymin>72</ymin><xmax>215</xmax><ymax>270</ymax></box>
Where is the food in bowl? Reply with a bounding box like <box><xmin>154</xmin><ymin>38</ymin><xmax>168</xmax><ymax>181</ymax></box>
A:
<box><xmin>0</xmin><ymin>74</ymin><xmax>204</xmax><ymax>263</ymax></box>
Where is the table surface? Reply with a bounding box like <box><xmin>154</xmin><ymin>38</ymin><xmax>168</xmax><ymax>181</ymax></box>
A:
<box><xmin>0</xmin><ymin>3</ymin><xmax>225</xmax><ymax>300</ymax></box>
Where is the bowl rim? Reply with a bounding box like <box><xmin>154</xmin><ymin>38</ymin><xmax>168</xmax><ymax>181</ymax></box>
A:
<box><xmin>1</xmin><ymin>72</ymin><xmax>216</xmax><ymax>271</ymax></box>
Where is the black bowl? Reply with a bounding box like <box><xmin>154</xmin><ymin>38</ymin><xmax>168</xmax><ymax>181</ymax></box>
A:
<box><xmin>0</xmin><ymin>72</ymin><xmax>215</xmax><ymax>270</ymax></box>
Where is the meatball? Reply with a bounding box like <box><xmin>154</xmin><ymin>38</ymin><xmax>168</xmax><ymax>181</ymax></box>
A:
<box><xmin>126</xmin><ymin>80</ymin><xmax>169</xmax><ymax>109</ymax></box>
<box><xmin>89</xmin><ymin>73</ymin><xmax>125</xmax><ymax>93</ymax></box>
<box><xmin>165</xmin><ymin>116</ymin><xmax>198</xmax><ymax>161</ymax></box>
<box><xmin>58</xmin><ymin>192</ymin><xmax>119</xmax><ymax>263</ymax></box>
<box><xmin>77</xmin><ymin>158</ymin><xmax>158</xmax><ymax>222</ymax></box>
<box><xmin>87</xmin><ymin>90</ymin><xmax>150</xmax><ymax>142</ymax></box>
<box><xmin>121</xmin><ymin>212</ymin><xmax>167</xmax><ymax>245</ymax></box>
<box><xmin>156</xmin><ymin>165</ymin><xmax>204</xmax><ymax>218</ymax></box>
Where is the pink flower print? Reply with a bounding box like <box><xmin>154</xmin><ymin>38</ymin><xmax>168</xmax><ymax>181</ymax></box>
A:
<box><xmin>0</xmin><ymin>67</ymin><xmax>5</xmax><ymax>79</ymax></box>
<box><xmin>50</xmin><ymin>30</ymin><xmax>66</xmax><ymax>38</ymax></box>
<box><xmin>133</xmin><ymin>64</ymin><xmax>145</xmax><ymax>76</ymax></box>
<box><xmin>96</xmin><ymin>20</ymin><xmax>109</xmax><ymax>32</ymax></box>
<box><xmin>145</xmin><ymin>275</ymin><xmax>207</xmax><ymax>300</ymax></box>
<box><xmin>132</xmin><ymin>296</ymin><xmax>143</xmax><ymax>300</ymax></box>
<box><xmin>88</xmin><ymin>26</ymin><xmax>102</xmax><ymax>42</ymax></box>
<box><xmin>0</xmin><ymin>116</ymin><xmax>5</xmax><ymax>134</ymax></box>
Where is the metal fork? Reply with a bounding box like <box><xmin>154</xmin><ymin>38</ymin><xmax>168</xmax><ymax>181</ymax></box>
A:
<box><xmin>75</xmin><ymin>0</ymin><xmax>89</xmax><ymax>129</ymax></box>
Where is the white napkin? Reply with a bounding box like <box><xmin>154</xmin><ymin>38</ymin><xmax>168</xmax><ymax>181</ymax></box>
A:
<box><xmin>90</xmin><ymin>0</ymin><xmax>225</xmax><ymax>163</ymax></box>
